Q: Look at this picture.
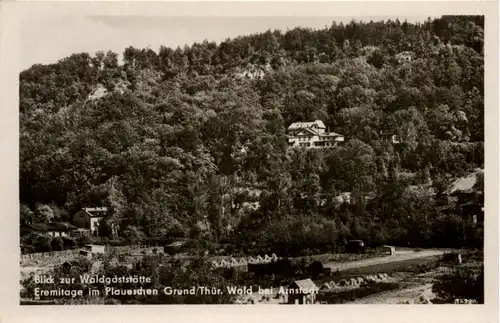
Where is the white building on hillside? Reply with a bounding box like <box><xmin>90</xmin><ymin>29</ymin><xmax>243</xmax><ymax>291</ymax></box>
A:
<box><xmin>287</xmin><ymin>120</ymin><xmax>344</xmax><ymax>148</ymax></box>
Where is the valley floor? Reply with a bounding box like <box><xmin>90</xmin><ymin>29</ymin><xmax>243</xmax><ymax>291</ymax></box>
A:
<box><xmin>235</xmin><ymin>249</ymin><xmax>447</xmax><ymax>304</ymax></box>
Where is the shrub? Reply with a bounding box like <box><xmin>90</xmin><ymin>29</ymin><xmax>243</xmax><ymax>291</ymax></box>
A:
<box><xmin>108</xmin><ymin>238</ymin><xmax>127</xmax><ymax>246</ymax></box>
<box><xmin>69</xmin><ymin>257</ymin><xmax>94</xmax><ymax>272</ymax></box>
<box><xmin>432</xmin><ymin>266</ymin><xmax>484</xmax><ymax>303</ymax></box>
<box><xmin>22</xmin><ymin>245</ymin><xmax>36</xmax><ymax>254</ymax></box>
<box><xmin>61</xmin><ymin>236</ymin><xmax>76</xmax><ymax>249</ymax></box>
<box><xmin>76</xmin><ymin>232</ymin><xmax>93</xmax><ymax>246</ymax></box>
<box><xmin>51</xmin><ymin>236</ymin><xmax>64</xmax><ymax>251</ymax></box>
<box><xmin>35</xmin><ymin>234</ymin><xmax>52</xmax><ymax>252</ymax></box>
<box><xmin>21</xmin><ymin>232</ymin><xmax>53</xmax><ymax>252</ymax></box>
<box><xmin>123</xmin><ymin>225</ymin><xmax>145</xmax><ymax>245</ymax></box>
<box><xmin>97</xmin><ymin>219</ymin><xmax>113</xmax><ymax>238</ymax></box>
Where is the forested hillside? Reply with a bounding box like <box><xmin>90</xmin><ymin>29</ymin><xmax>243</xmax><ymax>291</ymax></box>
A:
<box><xmin>20</xmin><ymin>16</ymin><xmax>484</xmax><ymax>254</ymax></box>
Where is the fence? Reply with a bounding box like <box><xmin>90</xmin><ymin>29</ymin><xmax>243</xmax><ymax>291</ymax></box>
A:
<box><xmin>21</xmin><ymin>249</ymin><xmax>79</xmax><ymax>261</ymax></box>
<box><xmin>211</xmin><ymin>254</ymin><xmax>280</xmax><ymax>269</ymax></box>
<box><xmin>106</xmin><ymin>246</ymin><xmax>162</xmax><ymax>254</ymax></box>
<box><xmin>20</xmin><ymin>249</ymin><xmax>79</xmax><ymax>265</ymax></box>
<box><xmin>21</xmin><ymin>245</ymin><xmax>178</xmax><ymax>267</ymax></box>
<box><xmin>21</xmin><ymin>246</ymin><xmax>160</xmax><ymax>259</ymax></box>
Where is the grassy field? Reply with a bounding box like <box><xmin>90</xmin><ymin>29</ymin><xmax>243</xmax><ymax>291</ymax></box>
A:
<box><xmin>317</xmin><ymin>282</ymin><xmax>401</xmax><ymax>304</ymax></box>
<box><xmin>335</xmin><ymin>255</ymin><xmax>442</xmax><ymax>278</ymax></box>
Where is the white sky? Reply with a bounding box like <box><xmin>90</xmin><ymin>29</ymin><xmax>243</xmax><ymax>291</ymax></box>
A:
<box><xmin>20</xmin><ymin>15</ymin><xmax>433</xmax><ymax>71</ymax></box>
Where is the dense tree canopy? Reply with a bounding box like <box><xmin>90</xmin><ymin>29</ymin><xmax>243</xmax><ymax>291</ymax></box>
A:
<box><xmin>20</xmin><ymin>16</ymin><xmax>484</xmax><ymax>253</ymax></box>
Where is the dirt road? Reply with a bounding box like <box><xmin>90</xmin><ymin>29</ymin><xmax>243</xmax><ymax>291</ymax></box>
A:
<box><xmin>325</xmin><ymin>249</ymin><xmax>445</xmax><ymax>272</ymax></box>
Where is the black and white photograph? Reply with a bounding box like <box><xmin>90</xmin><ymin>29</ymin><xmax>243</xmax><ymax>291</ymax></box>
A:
<box><xmin>8</xmin><ymin>2</ymin><xmax>497</xmax><ymax>312</ymax></box>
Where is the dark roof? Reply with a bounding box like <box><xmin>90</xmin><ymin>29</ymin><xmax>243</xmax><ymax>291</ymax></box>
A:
<box><xmin>24</xmin><ymin>222</ymin><xmax>78</xmax><ymax>232</ymax></box>
<box><xmin>80</xmin><ymin>209</ymin><xmax>106</xmax><ymax>218</ymax></box>
<box><xmin>49</xmin><ymin>222</ymin><xmax>78</xmax><ymax>231</ymax></box>
<box><xmin>289</xmin><ymin>279</ymin><xmax>317</xmax><ymax>293</ymax></box>
<box><xmin>76</xmin><ymin>207</ymin><xmax>108</xmax><ymax>218</ymax></box>
<box><xmin>288</xmin><ymin>120</ymin><xmax>326</xmax><ymax>130</ymax></box>
<box><xmin>27</xmin><ymin>223</ymin><xmax>53</xmax><ymax>231</ymax></box>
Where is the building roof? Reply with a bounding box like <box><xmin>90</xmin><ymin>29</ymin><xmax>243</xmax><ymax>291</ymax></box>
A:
<box><xmin>289</xmin><ymin>278</ymin><xmax>318</xmax><ymax>293</ymax></box>
<box><xmin>50</xmin><ymin>222</ymin><xmax>78</xmax><ymax>231</ymax></box>
<box><xmin>80</xmin><ymin>207</ymin><xmax>108</xmax><ymax>218</ymax></box>
<box><xmin>24</xmin><ymin>222</ymin><xmax>78</xmax><ymax>232</ymax></box>
<box><xmin>448</xmin><ymin>169</ymin><xmax>483</xmax><ymax>194</ymax></box>
<box><xmin>288</xmin><ymin>120</ymin><xmax>326</xmax><ymax>131</ymax></box>
<box><xmin>320</xmin><ymin>132</ymin><xmax>343</xmax><ymax>137</ymax></box>
<box><xmin>294</xmin><ymin>128</ymin><xmax>318</xmax><ymax>136</ymax></box>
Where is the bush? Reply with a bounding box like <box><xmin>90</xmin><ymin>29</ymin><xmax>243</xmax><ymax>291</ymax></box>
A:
<box><xmin>108</xmin><ymin>238</ymin><xmax>127</xmax><ymax>246</ymax></box>
<box><xmin>76</xmin><ymin>232</ymin><xmax>93</xmax><ymax>246</ymax></box>
<box><xmin>22</xmin><ymin>245</ymin><xmax>36</xmax><ymax>254</ymax></box>
<box><xmin>51</xmin><ymin>236</ymin><xmax>64</xmax><ymax>251</ymax></box>
<box><xmin>432</xmin><ymin>266</ymin><xmax>484</xmax><ymax>303</ymax></box>
<box><xmin>62</xmin><ymin>236</ymin><xmax>76</xmax><ymax>249</ymax></box>
<box><xmin>97</xmin><ymin>219</ymin><xmax>113</xmax><ymax>238</ymax></box>
<box><xmin>123</xmin><ymin>225</ymin><xmax>145</xmax><ymax>245</ymax></box>
<box><xmin>36</xmin><ymin>234</ymin><xmax>52</xmax><ymax>252</ymax></box>
<box><xmin>21</xmin><ymin>232</ymin><xmax>53</xmax><ymax>252</ymax></box>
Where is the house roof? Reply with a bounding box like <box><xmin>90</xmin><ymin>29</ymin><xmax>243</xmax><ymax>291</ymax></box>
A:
<box><xmin>50</xmin><ymin>222</ymin><xmax>78</xmax><ymax>231</ymax></box>
<box><xmin>295</xmin><ymin>128</ymin><xmax>318</xmax><ymax>136</ymax></box>
<box><xmin>289</xmin><ymin>278</ymin><xmax>317</xmax><ymax>293</ymax></box>
<box><xmin>288</xmin><ymin>120</ymin><xmax>326</xmax><ymax>131</ymax></box>
<box><xmin>27</xmin><ymin>223</ymin><xmax>52</xmax><ymax>231</ymax></box>
<box><xmin>84</xmin><ymin>207</ymin><xmax>108</xmax><ymax>212</ymax></box>
<box><xmin>321</xmin><ymin>132</ymin><xmax>343</xmax><ymax>137</ymax></box>
<box><xmin>25</xmin><ymin>222</ymin><xmax>78</xmax><ymax>232</ymax></box>
<box><xmin>448</xmin><ymin>169</ymin><xmax>483</xmax><ymax>194</ymax></box>
<box><xmin>81</xmin><ymin>207</ymin><xmax>108</xmax><ymax>218</ymax></box>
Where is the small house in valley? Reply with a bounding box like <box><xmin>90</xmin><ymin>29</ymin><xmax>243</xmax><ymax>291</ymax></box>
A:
<box><xmin>379</xmin><ymin>131</ymin><xmax>401</xmax><ymax>144</ymax></box>
<box><xmin>79</xmin><ymin>249</ymin><xmax>92</xmax><ymax>260</ymax></box>
<box><xmin>285</xmin><ymin>278</ymin><xmax>318</xmax><ymax>304</ymax></box>
<box><xmin>84</xmin><ymin>244</ymin><xmax>106</xmax><ymax>254</ymax></box>
<box><xmin>395</xmin><ymin>51</ymin><xmax>414</xmax><ymax>64</ymax></box>
<box><xmin>72</xmin><ymin>207</ymin><xmax>109</xmax><ymax>233</ymax></box>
